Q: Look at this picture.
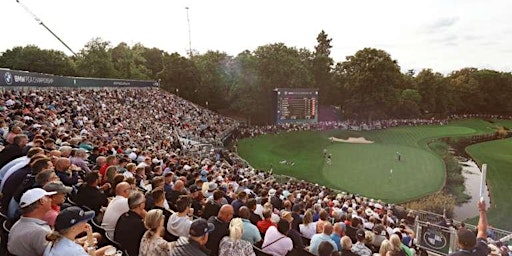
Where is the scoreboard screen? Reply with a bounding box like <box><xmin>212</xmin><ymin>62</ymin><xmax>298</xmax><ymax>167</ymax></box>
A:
<box><xmin>274</xmin><ymin>88</ymin><xmax>318</xmax><ymax>124</ymax></box>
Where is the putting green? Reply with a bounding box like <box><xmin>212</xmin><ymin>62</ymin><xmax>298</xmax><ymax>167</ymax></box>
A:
<box><xmin>238</xmin><ymin>120</ymin><xmax>494</xmax><ymax>203</ymax></box>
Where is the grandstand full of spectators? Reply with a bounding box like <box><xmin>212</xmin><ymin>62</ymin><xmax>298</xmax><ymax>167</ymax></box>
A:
<box><xmin>0</xmin><ymin>87</ymin><xmax>508</xmax><ymax>256</ymax></box>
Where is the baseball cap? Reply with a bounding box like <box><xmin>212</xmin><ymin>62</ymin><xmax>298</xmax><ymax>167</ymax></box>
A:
<box><xmin>268</xmin><ymin>189</ymin><xmax>276</xmax><ymax>197</ymax></box>
<box><xmin>43</xmin><ymin>181</ymin><xmax>73</xmax><ymax>194</ymax></box>
<box><xmin>55</xmin><ymin>206</ymin><xmax>95</xmax><ymax>231</ymax></box>
<box><xmin>189</xmin><ymin>185</ymin><xmax>200</xmax><ymax>193</ymax></box>
<box><xmin>189</xmin><ymin>219</ymin><xmax>215</xmax><ymax>237</ymax></box>
<box><xmin>19</xmin><ymin>188</ymin><xmax>56</xmax><ymax>208</ymax></box>
<box><xmin>163</xmin><ymin>169</ymin><xmax>173</xmax><ymax>177</ymax></box>
<box><xmin>356</xmin><ymin>229</ymin><xmax>366</xmax><ymax>239</ymax></box>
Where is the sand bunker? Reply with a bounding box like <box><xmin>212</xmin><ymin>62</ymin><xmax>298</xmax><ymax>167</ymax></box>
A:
<box><xmin>330</xmin><ymin>137</ymin><xmax>374</xmax><ymax>144</ymax></box>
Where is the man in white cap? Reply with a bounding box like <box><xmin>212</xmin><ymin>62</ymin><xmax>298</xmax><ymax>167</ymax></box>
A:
<box><xmin>7</xmin><ymin>188</ymin><xmax>56</xmax><ymax>256</ymax></box>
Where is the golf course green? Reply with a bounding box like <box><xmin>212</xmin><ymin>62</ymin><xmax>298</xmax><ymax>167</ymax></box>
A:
<box><xmin>237</xmin><ymin>119</ymin><xmax>497</xmax><ymax>203</ymax></box>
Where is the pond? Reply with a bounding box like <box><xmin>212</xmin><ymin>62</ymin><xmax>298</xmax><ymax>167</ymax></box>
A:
<box><xmin>454</xmin><ymin>160</ymin><xmax>491</xmax><ymax>221</ymax></box>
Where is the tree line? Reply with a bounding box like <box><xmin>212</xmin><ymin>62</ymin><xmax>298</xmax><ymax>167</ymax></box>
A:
<box><xmin>2</xmin><ymin>31</ymin><xmax>512</xmax><ymax>124</ymax></box>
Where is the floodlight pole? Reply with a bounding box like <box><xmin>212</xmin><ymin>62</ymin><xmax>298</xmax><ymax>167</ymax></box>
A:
<box><xmin>185</xmin><ymin>7</ymin><xmax>192</xmax><ymax>58</ymax></box>
<box><xmin>16</xmin><ymin>0</ymin><xmax>77</xmax><ymax>57</ymax></box>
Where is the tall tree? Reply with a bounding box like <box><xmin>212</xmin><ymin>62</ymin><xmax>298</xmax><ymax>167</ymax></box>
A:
<box><xmin>312</xmin><ymin>30</ymin><xmax>335</xmax><ymax>104</ymax></box>
<box><xmin>75</xmin><ymin>38</ymin><xmax>117</xmax><ymax>78</ymax></box>
<box><xmin>336</xmin><ymin>48</ymin><xmax>403</xmax><ymax>120</ymax></box>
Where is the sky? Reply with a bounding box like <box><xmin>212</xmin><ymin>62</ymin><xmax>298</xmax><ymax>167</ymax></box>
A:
<box><xmin>1</xmin><ymin>0</ymin><xmax>512</xmax><ymax>74</ymax></box>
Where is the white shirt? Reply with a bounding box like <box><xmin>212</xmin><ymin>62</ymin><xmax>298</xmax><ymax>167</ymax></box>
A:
<box><xmin>299</xmin><ymin>222</ymin><xmax>318</xmax><ymax>239</ymax></box>
<box><xmin>262</xmin><ymin>226</ymin><xmax>293</xmax><ymax>256</ymax></box>
<box><xmin>101</xmin><ymin>195</ymin><xmax>129</xmax><ymax>239</ymax></box>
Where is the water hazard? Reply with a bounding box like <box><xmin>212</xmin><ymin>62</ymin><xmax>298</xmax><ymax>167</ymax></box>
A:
<box><xmin>454</xmin><ymin>160</ymin><xmax>491</xmax><ymax>221</ymax></box>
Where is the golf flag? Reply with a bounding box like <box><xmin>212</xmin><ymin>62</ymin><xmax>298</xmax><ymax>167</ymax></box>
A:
<box><xmin>480</xmin><ymin>164</ymin><xmax>487</xmax><ymax>202</ymax></box>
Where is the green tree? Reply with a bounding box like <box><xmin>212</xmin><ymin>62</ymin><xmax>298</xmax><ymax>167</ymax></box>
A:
<box><xmin>158</xmin><ymin>53</ymin><xmax>201</xmax><ymax>103</ymax></box>
<box><xmin>0</xmin><ymin>45</ymin><xmax>75</xmax><ymax>76</ymax></box>
<box><xmin>193</xmin><ymin>51</ymin><xmax>236</xmax><ymax>110</ymax></box>
<box><xmin>311</xmin><ymin>30</ymin><xmax>335</xmax><ymax>104</ymax></box>
<box><xmin>137</xmin><ymin>45</ymin><xmax>165</xmax><ymax>79</ymax></box>
<box><xmin>75</xmin><ymin>38</ymin><xmax>118</xmax><ymax>78</ymax></box>
<box><xmin>336</xmin><ymin>48</ymin><xmax>403</xmax><ymax>120</ymax></box>
<box><xmin>110</xmin><ymin>42</ymin><xmax>150</xmax><ymax>79</ymax></box>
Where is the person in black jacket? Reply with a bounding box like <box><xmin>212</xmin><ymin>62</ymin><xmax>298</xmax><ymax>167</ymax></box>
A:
<box><xmin>170</xmin><ymin>218</ymin><xmax>215</xmax><ymax>256</ymax></box>
<box><xmin>115</xmin><ymin>191</ymin><xmax>147</xmax><ymax>256</ymax></box>
<box><xmin>75</xmin><ymin>171</ymin><xmax>109</xmax><ymax>215</ymax></box>
<box><xmin>0</xmin><ymin>134</ymin><xmax>28</xmax><ymax>169</ymax></box>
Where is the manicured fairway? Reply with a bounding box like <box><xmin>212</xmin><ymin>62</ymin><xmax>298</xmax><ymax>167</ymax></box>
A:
<box><xmin>466</xmin><ymin>138</ymin><xmax>512</xmax><ymax>231</ymax></box>
<box><xmin>238</xmin><ymin>119</ymin><xmax>495</xmax><ymax>203</ymax></box>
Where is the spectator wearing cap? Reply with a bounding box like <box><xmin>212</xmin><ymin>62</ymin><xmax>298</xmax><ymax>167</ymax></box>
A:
<box><xmin>189</xmin><ymin>184</ymin><xmax>204</xmax><ymax>216</ymax></box>
<box><xmin>261</xmin><ymin>218</ymin><xmax>293</xmax><ymax>256</ymax></box>
<box><xmin>44</xmin><ymin>206</ymin><xmax>113</xmax><ymax>256</ymax></box>
<box><xmin>101</xmin><ymin>182</ymin><xmax>131</xmax><ymax>239</ymax></box>
<box><xmin>449</xmin><ymin>201</ymin><xmax>488</xmax><ymax>256</ymax></box>
<box><xmin>170</xmin><ymin>218</ymin><xmax>215</xmax><ymax>256</ymax></box>
<box><xmin>75</xmin><ymin>171</ymin><xmax>110</xmax><ymax>215</ymax></box>
<box><xmin>139</xmin><ymin>209</ymin><xmax>172</xmax><ymax>256</ymax></box>
<box><xmin>351</xmin><ymin>229</ymin><xmax>372</xmax><ymax>256</ymax></box>
<box><xmin>219</xmin><ymin>217</ymin><xmax>255</xmax><ymax>256</ymax></box>
<box><xmin>283</xmin><ymin>210</ymin><xmax>305</xmax><ymax>250</ymax></box>
<box><xmin>7</xmin><ymin>188</ymin><xmax>55</xmax><ymax>256</ymax></box>
<box><xmin>114</xmin><ymin>191</ymin><xmax>147</xmax><ymax>256</ymax></box>
<box><xmin>269</xmin><ymin>188</ymin><xmax>283</xmax><ymax>210</ymax></box>
<box><xmin>331</xmin><ymin>222</ymin><xmax>346</xmax><ymax>251</ymax></box>
<box><xmin>162</xmin><ymin>168</ymin><xmax>174</xmax><ymax>193</ymax></box>
<box><xmin>202</xmin><ymin>190</ymin><xmax>225</xmax><ymax>220</ymax></box>
<box><xmin>167</xmin><ymin>196</ymin><xmax>193</xmax><ymax>238</ymax></box>
<box><xmin>239</xmin><ymin>206</ymin><xmax>261</xmax><ymax>244</ymax></box>
<box><xmin>42</xmin><ymin>181</ymin><xmax>73</xmax><ymax>227</ymax></box>
<box><xmin>206</xmin><ymin>204</ymin><xmax>234</xmax><ymax>256</ymax></box>
<box><xmin>310</xmin><ymin>222</ymin><xmax>337</xmax><ymax>255</ymax></box>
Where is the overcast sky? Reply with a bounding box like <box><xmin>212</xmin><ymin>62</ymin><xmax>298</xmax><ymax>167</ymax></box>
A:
<box><xmin>1</xmin><ymin>0</ymin><xmax>511</xmax><ymax>74</ymax></box>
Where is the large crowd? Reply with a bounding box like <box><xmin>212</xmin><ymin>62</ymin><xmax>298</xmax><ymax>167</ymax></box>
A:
<box><xmin>0</xmin><ymin>87</ymin><xmax>506</xmax><ymax>256</ymax></box>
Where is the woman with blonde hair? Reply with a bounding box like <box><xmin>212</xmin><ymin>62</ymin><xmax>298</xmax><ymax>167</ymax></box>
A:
<box><xmin>300</xmin><ymin>209</ymin><xmax>317</xmax><ymax>239</ymax></box>
<box><xmin>219</xmin><ymin>218</ymin><xmax>255</xmax><ymax>256</ymax></box>
<box><xmin>139</xmin><ymin>209</ymin><xmax>171</xmax><ymax>256</ymax></box>
<box><xmin>379</xmin><ymin>239</ymin><xmax>394</xmax><ymax>256</ymax></box>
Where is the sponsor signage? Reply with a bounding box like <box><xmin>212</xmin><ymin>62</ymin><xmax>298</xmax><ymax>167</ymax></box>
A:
<box><xmin>418</xmin><ymin>223</ymin><xmax>452</xmax><ymax>255</ymax></box>
<box><xmin>0</xmin><ymin>69</ymin><xmax>158</xmax><ymax>88</ymax></box>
